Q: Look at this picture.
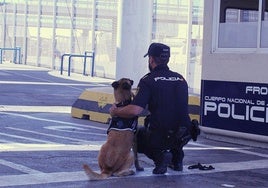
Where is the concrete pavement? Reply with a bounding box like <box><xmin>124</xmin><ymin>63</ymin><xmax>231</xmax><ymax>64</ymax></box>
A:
<box><xmin>0</xmin><ymin>63</ymin><xmax>267</xmax><ymax>188</ymax></box>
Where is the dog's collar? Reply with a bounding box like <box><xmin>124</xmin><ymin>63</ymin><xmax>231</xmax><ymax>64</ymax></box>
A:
<box><xmin>116</xmin><ymin>99</ymin><xmax>132</xmax><ymax>107</ymax></box>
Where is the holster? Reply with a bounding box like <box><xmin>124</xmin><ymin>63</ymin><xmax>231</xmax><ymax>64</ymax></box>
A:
<box><xmin>176</xmin><ymin>126</ymin><xmax>192</xmax><ymax>148</ymax></box>
<box><xmin>138</xmin><ymin>116</ymin><xmax>200</xmax><ymax>152</ymax></box>
<box><xmin>165</xmin><ymin>127</ymin><xmax>190</xmax><ymax>150</ymax></box>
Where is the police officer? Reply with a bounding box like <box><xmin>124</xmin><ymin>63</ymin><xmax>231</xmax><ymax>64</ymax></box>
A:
<box><xmin>109</xmin><ymin>42</ymin><xmax>192</xmax><ymax>174</ymax></box>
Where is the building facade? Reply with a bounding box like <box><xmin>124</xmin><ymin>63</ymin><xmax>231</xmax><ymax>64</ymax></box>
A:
<box><xmin>201</xmin><ymin>0</ymin><xmax>268</xmax><ymax>143</ymax></box>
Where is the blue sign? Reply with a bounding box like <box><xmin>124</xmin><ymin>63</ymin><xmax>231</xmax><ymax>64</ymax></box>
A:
<box><xmin>201</xmin><ymin>80</ymin><xmax>268</xmax><ymax>136</ymax></box>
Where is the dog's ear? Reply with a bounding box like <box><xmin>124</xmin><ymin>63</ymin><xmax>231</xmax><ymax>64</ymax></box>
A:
<box><xmin>130</xmin><ymin>80</ymin><xmax>134</xmax><ymax>86</ymax></box>
<box><xmin>111</xmin><ymin>81</ymin><xmax>119</xmax><ymax>89</ymax></box>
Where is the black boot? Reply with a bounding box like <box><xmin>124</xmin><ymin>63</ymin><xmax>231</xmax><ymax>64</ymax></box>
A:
<box><xmin>168</xmin><ymin>149</ymin><xmax>184</xmax><ymax>171</ymax></box>
<box><xmin>152</xmin><ymin>151</ymin><xmax>172</xmax><ymax>174</ymax></box>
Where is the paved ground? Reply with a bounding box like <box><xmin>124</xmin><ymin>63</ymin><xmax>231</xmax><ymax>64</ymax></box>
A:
<box><xmin>0</xmin><ymin>63</ymin><xmax>267</xmax><ymax>188</ymax></box>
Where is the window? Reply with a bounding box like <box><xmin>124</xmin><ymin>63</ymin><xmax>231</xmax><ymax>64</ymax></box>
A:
<box><xmin>215</xmin><ymin>0</ymin><xmax>268</xmax><ymax>50</ymax></box>
<box><xmin>261</xmin><ymin>0</ymin><xmax>268</xmax><ymax>47</ymax></box>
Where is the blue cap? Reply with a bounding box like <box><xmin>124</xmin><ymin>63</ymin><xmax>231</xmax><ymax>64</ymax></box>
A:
<box><xmin>144</xmin><ymin>43</ymin><xmax>170</xmax><ymax>59</ymax></box>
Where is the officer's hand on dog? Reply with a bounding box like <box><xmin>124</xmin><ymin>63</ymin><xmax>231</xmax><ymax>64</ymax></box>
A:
<box><xmin>109</xmin><ymin>104</ymin><xmax>117</xmax><ymax>116</ymax></box>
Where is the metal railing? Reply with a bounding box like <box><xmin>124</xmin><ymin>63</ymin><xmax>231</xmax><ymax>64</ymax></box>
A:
<box><xmin>60</xmin><ymin>51</ymin><xmax>95</xmax><ymax>77</ymax></box>
<box><xmin>0</xmin><ymin>47</ymin><xmax>21</xmax><ymax>64</ymax></box>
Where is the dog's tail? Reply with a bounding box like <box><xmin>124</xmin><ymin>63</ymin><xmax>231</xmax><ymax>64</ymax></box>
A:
<box><xmin>83</xmin><ymin>164</ymin><xmax>109</xmax><ymax>181</ymax></box>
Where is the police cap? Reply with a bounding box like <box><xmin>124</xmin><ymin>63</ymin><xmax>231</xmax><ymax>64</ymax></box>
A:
<box><xmin>144</xmin><ymin>43</ymin><xmax>170</xmax><ymax>59</ymax></box>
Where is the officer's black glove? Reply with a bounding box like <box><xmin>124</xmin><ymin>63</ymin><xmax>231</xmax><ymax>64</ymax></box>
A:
<box><xmin>189</xmin><ymin>119</ymin><xmax>201</xmax><ymax>142</ymax></box>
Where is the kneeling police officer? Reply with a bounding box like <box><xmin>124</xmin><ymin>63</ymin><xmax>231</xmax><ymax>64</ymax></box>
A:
<box><xmin>109</xmin><ymin>43</ymin><xmax>199</xmax><ymax>174</ymax></box>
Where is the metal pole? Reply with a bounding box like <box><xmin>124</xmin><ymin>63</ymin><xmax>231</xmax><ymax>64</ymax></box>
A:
<box><xmin>37</xmin><ymin>0</ymin><xmax>41</xmax><ymax>66</ymax></box>
<box><xmin>68</xmin><ymin>55</ymin><xmax>72</xmax><ymax>76</ymax></box>
<box><xmin>2</xmin><ymin>3</ymin><xmax>7</xmax><ymax>48</ymax></box>
<box><xmin>12</xmin><ymin>4</ymin><xmax>17</xmax><ymax>49</ymax></box>
<box><xmin>185</xmin><ymin>0</ymin><xmax>193</xmax><ymax>82</ymax></box>
<box><xmin>0</xmin><ymin>49</ymin><xmax>2</xmax><ymax>64</ymax></box>
<box><xmin>60</xmin><ymin>55</ymin><xmax>64</xmax><ymax>75</ymax></box>
<box><xmin>83</xmin><ymin>51</ymin><xmax>87</xmax><ymax>75</ymax></box>
<box><xmin>52</xmin><ymin>0</ymin><xmax>57</xmax><ymax>69</ymax></box>
<box><xmin>13</xmin><ymin>48</ymin><xmax>17</xmax><ymax>64</ymax></box>
<box><xmin>83</xmin><ymin>51</ymin><xmax>95</xmax><ymax>76</ymax></box>
<box><xmin>256</xmin><ymin>0</ymin><xmax>263</xmax><ymax>49</ymax></box>
<box><xmin>91</xmin><ymin>0</ymin><xmax>96</xmax><ymax>53</ymax></box>
<box><xmin>69</xmin><ymin>0</ymin><xmax>76</xmax><ymax>72</ymax></box>
<box><xmin>70</xmin><ymin>0</ymin><xmax>75</xmax><ymax>53</ymax></box>
<box><xmin>23</xmin><ymin>1</ymin><xmax>28</xmax><ymax>64</ymax></box>
<box><xmin>67</xmin><ymin>54</ymin><xmax>94</xmax><ymax>76</ymax></box>
<box><xmin>60</xmin><ymin>53</ymin><xmax>71</xmax><ymax>75</ymax></box>
<box><xmin>91</xmin><ymin>51</ymin><xmax>95</xmax><ymax>77</ymax></box>
<box><xmin>18</xmin><ymin>47</ymin><xmax>21</xmax><ymax>64</ymax></box>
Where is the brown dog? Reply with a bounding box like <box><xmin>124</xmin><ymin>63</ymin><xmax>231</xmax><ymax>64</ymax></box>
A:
<box><xmin>83</xmin><ymin>78</ymin><xmax>143</xmax><ymax>181</ymax></box>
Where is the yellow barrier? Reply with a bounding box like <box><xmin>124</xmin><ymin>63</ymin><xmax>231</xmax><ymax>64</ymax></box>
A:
<box><xmin>71</xmin><ymin>88</ymin><xmax>200</xmax><ymax>124</ymax></box>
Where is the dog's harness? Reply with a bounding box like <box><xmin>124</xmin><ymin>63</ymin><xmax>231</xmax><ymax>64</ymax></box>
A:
<box><xmin>107</xmin><ymin>99</ymin><xmax>138</xmax><ymax>134</ymax></box>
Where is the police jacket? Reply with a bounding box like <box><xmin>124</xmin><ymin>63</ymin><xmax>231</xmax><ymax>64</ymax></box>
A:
<box><xmin>132</xmin><ymin>63</ymin><xmax>191</xmax><ymax>132</ymax></box>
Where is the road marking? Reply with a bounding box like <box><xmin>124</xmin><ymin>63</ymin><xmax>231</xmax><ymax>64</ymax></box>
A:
<box><xmin>1</xmin><ymin>69</ymin><xmax>111</xmax><ymax>92</ymax></box>
<box><xmin>0</xmin><ymin>105</ymin><xmax>71</xmax><ymax>113</ymax></box>
<box><xmin>0</xmin><ymin>132</ymin><xmax>55</xmax><ymax>144</ymax></box>
<box><xmin>48</xmin><ymin>71</ymin><xmax>114</xmax><ymax>84</ymax></box>
<box><xmin>0</xmin><ymin>159</ymin><xmax>267</xmax><ymax>187</ymax></box>
<box><xmin>0</xmin><ymin>67</ymin><xmax>113</xmax><ymax>84</ymax></box>
<box><xmin>0</xmin><ymin>142</ymin><xmax>253</xmax><ymax>153</ymax></box>
<box><xmin>45</xmin><ymin>125</ymin><xmax>87</xmax><ymax>131</ymax></box>
<box><xmin>0</xmin><ymin>80</ymin><xmax>109</xmax><ymax>90</ymax></box>
<box><xmin>1</xmin><ymin>111</ymin><xmax>266</xmax><ymax>158</ymax></box>
<box><xmin>0</xmin><ymin>139</ymin><xmax>10</xmax><ymax>143</ymax></box>
<box><xmin>44</xmin><ymin>125</ymin><xmax>106</xmax><ymax>136</ymax></box>
<box><xmin>0</xmin><ymin>143</ymin><xmax>102</xmax><ymax>152</ymax></box>
<box><xmin>0</xmin><ymin>159</ymin><xmax>43</xmax><ymax>174</ymax></box>
<box><xmin>0</xmin><ymin>65</ymin><xmax>49</xmax><ymax>71</ymax></box>
<box><xmin>0</xmin><ymin>112</ymin><xmax>107</xmax><ymax>131</ymax></box>
<box><xmin>0</xmin><ymin>81</ymin><xmax>94</xmax><ymax>86</ymax></box>
<box><xmin>221</xmin><ymin>184</ymin><xmax>236</xmax><ymax>188</ymax></box>
<box><xmin>5</xmin><ymin>127</ymin><xmax>91</xmax><ymax>143</ymax></box>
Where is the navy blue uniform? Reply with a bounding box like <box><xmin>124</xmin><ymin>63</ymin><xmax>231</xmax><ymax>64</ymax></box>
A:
<box><xmin>132</xmin><ymin>63</ymin><xmax>191</xmax><ymax>152</ymax></box>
